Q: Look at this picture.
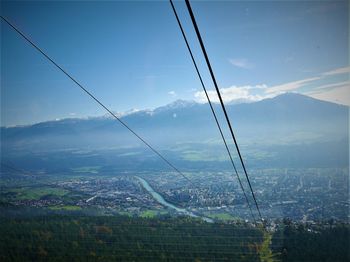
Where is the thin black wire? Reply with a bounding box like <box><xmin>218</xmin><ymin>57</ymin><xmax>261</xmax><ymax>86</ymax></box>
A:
<box><xmin>184</xmin><ymin>0</ymin><xmax>263</xmax><ymax>221</ymax></box>
<box><xmin>0</xmin><ymin>15</ymin><xmax>193</xmax><ymax>186</ymax></box>
<box><xmin>169</xmin><ymin>0</ymin><xmax>256</xmax><ymax>225</ymax></box>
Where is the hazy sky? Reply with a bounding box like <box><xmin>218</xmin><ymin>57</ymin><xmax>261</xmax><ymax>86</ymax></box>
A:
<box><xmin>1</xmin><ymin>0</ymin><xmax>348</xmax><ymax>126</ymax></box>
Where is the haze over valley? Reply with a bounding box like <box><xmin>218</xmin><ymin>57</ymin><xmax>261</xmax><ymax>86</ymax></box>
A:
<box><xmin>1</xmin><ymin>93</ymin><xmax>348</xmax><ymax>222</ymax></box>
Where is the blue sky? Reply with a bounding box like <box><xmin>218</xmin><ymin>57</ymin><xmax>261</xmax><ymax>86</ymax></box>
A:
<box><xmin>1</xmin><ymin>0</ymin><xmax>348</xmax><ymax>126</ymax></box>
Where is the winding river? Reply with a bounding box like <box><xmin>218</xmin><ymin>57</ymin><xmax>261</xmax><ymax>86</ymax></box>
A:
<box><xmin>136</xmin><ymin>176</ymin><xmax>213</xmax><ymax>223</ymax></box>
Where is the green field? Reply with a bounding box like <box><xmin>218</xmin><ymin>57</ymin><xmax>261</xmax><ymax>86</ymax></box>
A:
<box><xmin>7</xmin><ymin>187</ymin><xmax>69</xmax><ymax>200</ymax></box>
<box><xmin>140</xmin><ymin>210</ymin><xmax>158</xmax><ymax>218</ymax></box>
<box><xmin>140</xmin><ymin>210</ymin><xmax>168</xmax><ymax>218</ymax></box>
<box><xmin>72</xmin><ymin>166</ymin><xmax>101</xmax><ymax>174</ymax></box>
<box><xmin>49</xmin><ymin>205</ymin><xmax>82</xmax><ymax>211</ymax></box>
<box><xmin>180</xmin><ymin>150</ymin><xmax>227</xmax><ymax>162</ymax></box>
<box><xmin>205</xmin><ymin>212</ymin><xmax>238</xmax><ymax>221</ymax></box>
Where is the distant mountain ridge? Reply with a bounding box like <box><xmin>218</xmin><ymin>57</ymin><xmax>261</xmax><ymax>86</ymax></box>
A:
<box><xmin>1</xmin><ymin>93</ymin><xmax>347</xmax><ymax>127</ymax></box>
<box><xmin>1</xmin><ymin>93</ymin><xmax>348</xmax><ymax>169</ymax></box>
<box><xmin>1</xmin><ymin>93</ymin><xmax>348</xmax><ymax>149</ymax></box>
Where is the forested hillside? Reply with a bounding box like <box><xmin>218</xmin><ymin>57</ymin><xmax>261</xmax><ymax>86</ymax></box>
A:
<box><xmin>1</xmin><ymin>214</ymin><xmax>349</xmax><ymax>261</ymax></box>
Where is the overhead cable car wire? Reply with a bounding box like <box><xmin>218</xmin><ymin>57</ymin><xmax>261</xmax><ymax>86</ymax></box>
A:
<box><xmin>0</xmin><ymin>15</ymin><xmax>194</xmax><ymax>186</ymax></box>
<box><xmin>169</xmin><ymin>0</ymin><xmax>256</xmax><ymax>224</ymax></box>
<box><xmin>184</xmin><ymin>0</ymin><xmax>263</xmax><ymax>221</ymax></box>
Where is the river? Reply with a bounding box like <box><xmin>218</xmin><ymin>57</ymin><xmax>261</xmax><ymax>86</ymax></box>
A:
<box><xmin>136</xmin><ymin>176</ymin><xmax>213</xmax><ymax>223</ymax></box>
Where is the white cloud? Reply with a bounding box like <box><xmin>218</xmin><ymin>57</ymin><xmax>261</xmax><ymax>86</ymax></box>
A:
<box><xmin>187</xmin><ymin>88</ymin><xmax>198</xmax><ymax>93</ymax></box>
<box><xmin>229</xmin><ymin>58</ymin><xmax>254</xmax><ymax>69</ymax></box>
<box><xmin>308</xmin><ymin>84</ymin><xmax>350</xmax><ymax>106</ymax></box>
<box><xmin>194</xmin><ymin>85</ymin><xmax>269</xmax><ymax>104</ymax></box>
<box><xmin>265</xmin><ymin>77</ymin><xmax>321</xmax><ymax>94</ymax></box>
<box><xmin>312</xmin><ymin>81</ymin><xmax>350</xmax><ymax>91</ymax></box>
<box><xmin>193</xmin><ymin>66</ymin><xmax>350</xmax><ymax>105</ymax></box>
<box><xmin>168</xmin><ymin>90</ymin><xmax>177</xmax><ymax>97</ymax></box>
<box><xmin>323</xmin><ymin>66</ymin><xmax>350</xmax><ymax>76</ymax></box>
<box><xmin>264</xmin><ymin>66</ymin><xmax>349</xmax><ymax>95</ymax></box>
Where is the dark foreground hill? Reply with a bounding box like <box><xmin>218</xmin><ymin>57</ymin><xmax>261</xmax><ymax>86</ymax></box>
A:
<box><xmin>0</xmin><ymin>215</ymin><xmax>264</xmax><ymax>262</ymax></box>
<box><xmin>0</xmin><ymin>213</ymin><xmax>349</xmax><ymax>262</ymax></box>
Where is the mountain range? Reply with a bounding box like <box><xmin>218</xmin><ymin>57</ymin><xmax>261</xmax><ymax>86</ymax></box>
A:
<box><xmin>1</xmin><ymin>93</ymin><xmax>348</xmax><ymax>170</ymax></box>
